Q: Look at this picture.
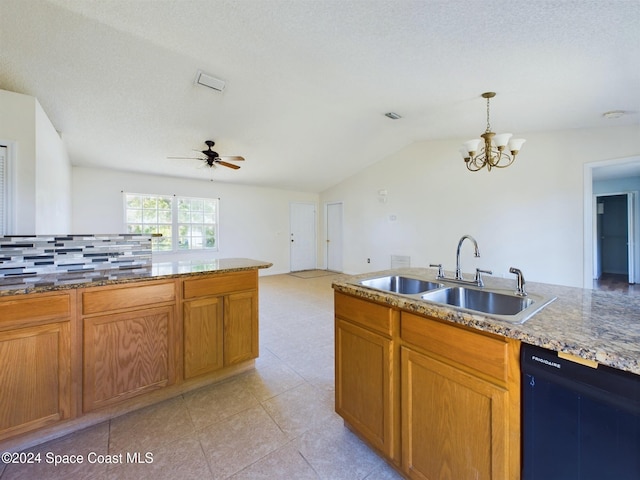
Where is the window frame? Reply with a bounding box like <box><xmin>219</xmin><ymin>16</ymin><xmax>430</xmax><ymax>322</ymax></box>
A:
<box><xmin>123</xmin><ymin>192</ymin><xmax>219</xmax><ymax>253</ymax></box>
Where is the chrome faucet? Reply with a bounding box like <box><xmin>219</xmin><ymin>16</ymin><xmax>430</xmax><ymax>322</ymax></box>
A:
<box><xmin>430</xmin><ymin>235</ymin><xmax>491</xmax><ymax>287</ymax></box>
<box><xmin>455</xmin><ymin>235</ymin><xmax>480</xmax><ymax>280</ymax></box>
<box><xmin>509</xmin><ymin>267</ymin><xmax>527</xmax><ymax>296</ymax></box>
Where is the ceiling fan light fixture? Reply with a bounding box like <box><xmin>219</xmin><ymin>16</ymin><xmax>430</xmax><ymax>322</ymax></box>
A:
<box><xmin>195</xmin><ymin>70</ymin><xmax>226</xmax><ymax>92</ymax></box>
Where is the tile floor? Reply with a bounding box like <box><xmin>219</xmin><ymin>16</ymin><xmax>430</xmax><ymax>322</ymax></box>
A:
<box><xmin>0</xmin><ymin>273</ymin><xmax>403</xmax><ymax>480</ymax></box>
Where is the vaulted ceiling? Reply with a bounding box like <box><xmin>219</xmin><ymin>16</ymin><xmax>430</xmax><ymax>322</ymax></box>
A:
<box><xmin>1</xmin><ymin>0</ymin><xmax>639</xmax><ymax>192</ymax></box>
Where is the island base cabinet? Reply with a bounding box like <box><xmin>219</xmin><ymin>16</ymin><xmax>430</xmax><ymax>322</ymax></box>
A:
<box><xmin>183</xmin><ymin>297</ymin><xmax>224</xmax><ymax>379</ymax></box>
<box><xmin>83</xmin><ymin>306</ymin><xmax>174</xmax><ymax>412</ymax></box>
<box><xmin>223</xmin><ymin>291</ymin><xmax>258</xmax><ymax>365</ymax></box>
<box><xmin>0</xmin><ymin>322</ymin><xmax>71</xmax><ymax>440</ymax></box>
<box><xmin>335</xmin><ymin>318</ymin><xmax>394</xmax><ymax>459</ymax></box>
<box><xmin>401</xmin><ymin>346</ymin><xmax>509</xmax><ymax>480</ymax></box>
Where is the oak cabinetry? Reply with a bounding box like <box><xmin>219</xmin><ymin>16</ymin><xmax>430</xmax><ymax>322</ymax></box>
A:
<box><xmin>334</xmin><ymin>292</ymin><xmax>399</xmax><ymax>461</ymax></box>
<box><xmin>401</xmin><ymin>312</ymin><xmax>520</xmax><ymax>480</ymax></box>
<box><xmin>334</xmin><ymin>291</ymin><xmax>521</xmax><ymax>480</ymax></box>
<box><xmin>0</xmin><ymin>292</ymin><xmax>73</xmax><ymax>441</ymax></box>
<box><xmin>81</xmin><ymin>281</ymin><xmax>177</xmax><ymax>412</ymax></box>
<box><xmin>183</xmin><ymin>296</ymin><xmax>224</xmax><ymax>379</ymax></box>
<box><xmin>182</xmin><ymin>270</ymin><xmax>258</xmax><ymax>379</ymax></box>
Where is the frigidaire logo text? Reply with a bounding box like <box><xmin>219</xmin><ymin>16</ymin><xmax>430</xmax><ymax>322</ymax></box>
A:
<box><xmin>531</xmin><ymin>355</ymin><xmax>561</xmax><ymax>369</ymax></box>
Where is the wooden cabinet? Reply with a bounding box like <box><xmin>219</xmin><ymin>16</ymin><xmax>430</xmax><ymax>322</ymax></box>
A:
<box><xmin>0</xmin><ymin>267</ymin><xmax>264</xmax><ymax>446</ymax></box>
<box><xmin>183</xmin><ymin>296</ymin><xmax>223</xmax><ymax>379</ymax></box>
<box><xmin>400</xmin><ymin>312</ymin><xmax>520</xmax><ymax>480</ymax></box>
<box><xmin>333</xmin><ymin>292</ymin><xmax>521</xmax><ymax>480</ymax></box>
<box><xmin>0</xmin><ymin>292</ymin><xmax>73</xmax><ymax>441</ymax></box>
<box><xmin>334</xmin><ymin>292</ymin><xmax>399</xmax><ymax>461</ymax></box>
<box><xmin>81</xmin><ymin>281</ymin><xmax>177</xmax><ymax>412</ymax></box>
<box><xmin>182</xmin><ymin>271</ymin><xmax>258</xmax><ymax>379</ymax></box>
<box><xmin>224</xmin><ymin>290</ymin><xmax>258</xmax><ymax>365</ymax></box>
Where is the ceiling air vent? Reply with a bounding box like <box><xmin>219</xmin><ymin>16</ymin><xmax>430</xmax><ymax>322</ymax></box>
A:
<box><xmin>195</xmin><ymin>70</ymin><xmax>226</xmax><ymax>92</ymax></box>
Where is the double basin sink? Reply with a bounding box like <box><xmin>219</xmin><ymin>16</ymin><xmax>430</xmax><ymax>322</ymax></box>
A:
<box><xmin>359</xmin><ymin>275</ymin><xmax>556</xmax><ymax>324</ymax></box>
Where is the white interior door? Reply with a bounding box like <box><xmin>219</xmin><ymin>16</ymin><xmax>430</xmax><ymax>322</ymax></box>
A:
<box><xmin>290</xmin><ymin>202</ymin><xmax>316</xmax><ymax>271</ymax></box>
<box><xmin>326</xmin><ymin>202</ymin><xmax>343</xmax><ymax>272</ymax></box>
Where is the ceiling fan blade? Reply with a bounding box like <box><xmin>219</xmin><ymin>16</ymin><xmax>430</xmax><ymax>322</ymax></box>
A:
<box><xmin>216</xmin><ymin>160</ymin><xmax>241</xmax><ymax>170</ymax></box>
<box><xmin>167</xmin><ymin>156</ymin><xmax>204</xmax><ymax>160</ymax></box>
<box><xmin>217</xmin><ymin>155</ymin><xmax>245</xmax><ymax>161</ymax></box>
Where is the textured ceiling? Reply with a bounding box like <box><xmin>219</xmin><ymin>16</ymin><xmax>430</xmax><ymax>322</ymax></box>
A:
<box><xmin>1</xmin><ymin>0</ymin><xmax>639</xmax><ymax>192</ymax></box>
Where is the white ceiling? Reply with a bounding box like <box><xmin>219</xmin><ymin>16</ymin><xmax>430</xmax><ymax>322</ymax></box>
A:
<box><xmin>1</xmin><ymin>0</ymin><xmax>639</xmax><ymax>192</ymax></box>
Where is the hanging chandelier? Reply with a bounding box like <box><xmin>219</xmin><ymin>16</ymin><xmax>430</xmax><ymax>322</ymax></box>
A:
<box><xmin>459</xmin><ymin>92</ymin><xmax>526</xmax><ymax>172</ymax></box>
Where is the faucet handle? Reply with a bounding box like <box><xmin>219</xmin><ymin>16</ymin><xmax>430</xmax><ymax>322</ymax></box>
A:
<box><xmin>509</xmin><ymin>267</ymin><xmax>527</xmax><ymax>296</ymax></box>
<box><xmin>475</xmin><ymin>268</ymin><xmax>492</xmax><ymax>287</ymax></box>
<box><xmin>430</xmin><ymin>263</ymin><xmax>444</xmax><ymax>279</ymax></box>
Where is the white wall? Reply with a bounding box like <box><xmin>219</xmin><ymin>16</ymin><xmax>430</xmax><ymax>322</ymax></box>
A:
<box><xmin>34</xmin><ymin>101</ymin><xmax>72</xmax><ymax>233</ymax></box>
<box><xmin>0</xmin><ymin>89</ymin><xmax>36</xmax><ymax>233</ymax></box>
<box><xmin>72</xmin><ymin>166</ymin><xmax>318</xmax><ymax>275</ymax></box>
<box><xmin>0</xmin><ymin>89</ymin><xmax>72</xmax><ymax>234</ymax></box>
<box><xmin>319</xmin><ymin>125</ymin><xmax>640</xmax><ymax>287</ymax></box>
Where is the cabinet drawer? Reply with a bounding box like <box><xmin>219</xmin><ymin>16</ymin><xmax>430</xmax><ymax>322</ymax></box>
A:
<box><xmin>335</xmin><ymin>292</ymin><xmax>394</xmax><ymax>337</ymax></box>
<box><xmin>82</xmin><ymin>281</ymin><xmax>176</xmax><ymax>315</ymax></box>
<box><xmin>0</xmin><ymin>292</ymin><xmax>71</xmax><ymax>327</ymax></box>
<box><xmin>401</xmin><ymin>312</ymin><xmax>508</xmax><ymax>382</ymax></box>
<box><xmin>183</xmin><ymin>271</ymin><xmax>257</xmax><ymax>299</ymax></box>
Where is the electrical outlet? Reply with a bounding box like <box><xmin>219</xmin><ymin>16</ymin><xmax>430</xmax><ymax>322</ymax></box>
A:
<box><xmin>367</xmin><ymin>258</ymin><xmax>371</xmax><ymax>263</ymax></box>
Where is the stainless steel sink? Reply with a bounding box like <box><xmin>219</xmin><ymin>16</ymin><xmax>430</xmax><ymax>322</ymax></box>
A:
<box><xmin>421</xmin><ymin>286</ymin><xmax>532</xmax><ymax>315</ymax></box>
<box><xmin>421</xmin><ymin>286</ymin><xmax>556</xmax><ymax>323</ymax></box>
<box><xmin>360</xmin><ymin>276</ymin><xmax>444</xmax><ymax>295</ymax></box>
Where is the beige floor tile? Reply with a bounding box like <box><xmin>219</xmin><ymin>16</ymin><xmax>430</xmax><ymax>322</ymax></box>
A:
<box><xmin>183</xmin><ymin>375</ymin><xmax>259</xmax><ymax>430</ymax></box>
<box><xmin>228</xmin><ymin>441</ymin><xmax>319</xmax><ymax>479</ymax></box>
<box><xmin>109</xmin><ymin>396</ymin><xmax>195</xmax><ymax>454</ymax></box>
<box><xmin>106</xmin><ymin>433</ymin><xmax>212</xmax><ymax>480</ymax></box>
<box><xmin>1</xmin><ymin>422</ymin><xmax>110</xmax><ymax>480</ymax></box>
<box><xmin>363</xmin><ymin>462</ymin><xmax>406</xmax><ymax>480</ymax></box>
<box><xmin>197</xmin><ymin>404</ymin><xmax>289</xmax><ymax>479</ymax></box>
<box><xmin>238</xmin><ymin>355</ymin><xmax>306</xmax><ymax>402</ymax></box>
<box><xmin>261</xmin><ymin>382</ymin><xmax>335</xmax><ymax>439</ymax></box>
<box><xmin>294</xmin><ymin>416</ymin><xmax>387</xmax><ymax>480</ymax></box>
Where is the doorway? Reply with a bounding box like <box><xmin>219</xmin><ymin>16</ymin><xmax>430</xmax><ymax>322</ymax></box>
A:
<box><xmin>325</xmin><ymin>202</ymin><xmax>343</xmax><ymax>272</ymax></box>
<box><xmin>595</xmin><ymin>194</ymin><xmax>632</xmax><ymax>281</ymax></box>
<box><xmin>584</xmin><ymin>156</ymin><xmax>640</xmax><ymax>288</ymax></box>
<box><xmin>289</xmin><ymin>202</ymin><xmax>317</xmax><ymax>272</ymax></box>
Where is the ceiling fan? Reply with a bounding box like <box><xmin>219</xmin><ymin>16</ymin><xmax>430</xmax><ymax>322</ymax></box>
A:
<box><xmin>168</xmin><ymin>140</ymin><xmax>245</xmax><ymax>170</ymax></box>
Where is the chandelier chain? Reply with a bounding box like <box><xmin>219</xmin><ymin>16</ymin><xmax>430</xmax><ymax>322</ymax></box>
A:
<box><xmin>485</xmin><ymin>96</ymin><xmax>491</xmax><ymax>133</ymax></box>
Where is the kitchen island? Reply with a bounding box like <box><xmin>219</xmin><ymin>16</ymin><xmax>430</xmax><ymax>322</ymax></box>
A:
<box><xmin>332</xmin><ymin>267</ymin><xmax>640</xmax><ymax>480</ymax></box>
<box><xmin>0</xmin><ymin>257</ymin><xmax>272</xmax><ymax>451</ymax></box>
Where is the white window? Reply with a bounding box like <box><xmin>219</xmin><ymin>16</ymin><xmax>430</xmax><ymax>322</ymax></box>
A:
<box><xmin>124</xmin><ymin>193</ymin><xmax>219</xmax><ymax>252</ymax></box>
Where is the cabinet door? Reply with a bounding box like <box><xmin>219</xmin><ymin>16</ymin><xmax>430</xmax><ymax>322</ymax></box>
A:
<box><xmin>183</xmin><ymin>296</ymin><xmax>223</xmax><ymax>379</ymax></box>
<box><xmin>0</xmin><ymin>322</ymin><xmax>71</xmax><ymax>440</ymax></box>
<box><xmin>335</xmin><ymin>318</ymin><xmax>395</xmax><ymax>459</ymax></box>
<box><xmin>401</xmin><ymin>347</ymin><xmax>509</xmax><ymax>480</ymax></box>
<box><xmin>223</xmin><ymin>290</ymin><xmax>258</xmax><ymax>365</ymax></box>
<box><xmin>83</xmin><ymin>306</ymin><xmax>174</xmax><ymax>411</ymax></box>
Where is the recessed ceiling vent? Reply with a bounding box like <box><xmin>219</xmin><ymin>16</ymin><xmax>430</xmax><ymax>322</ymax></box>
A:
<box><xmin>384</xmin><ymin>112</ymin><xmax>402</xmax><ymax>120</ymax></box>
<box><xmin>195</xmin><ymin>70</ymin><xmax>226</xmax><ymax>92</ymax></box>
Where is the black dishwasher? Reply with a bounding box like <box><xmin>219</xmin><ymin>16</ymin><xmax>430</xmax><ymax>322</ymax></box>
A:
<box><xmin>521</xmin><ymin>343</ymin><xmax>640</xmax><ymax>480</ymax></box>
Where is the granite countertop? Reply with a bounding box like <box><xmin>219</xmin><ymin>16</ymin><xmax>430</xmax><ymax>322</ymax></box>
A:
<box><xmin>332</xmin><ymin>267</ymin><xmax>640</xmax><ymax>376</ymax></box>
<box><xmin>0</xmin><ymin>257</ymin><xmax>273</xmax><ymax>296</ymax></box>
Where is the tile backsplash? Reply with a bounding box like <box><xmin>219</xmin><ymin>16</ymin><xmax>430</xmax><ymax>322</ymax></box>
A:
<box><xmin>0</xmin><ymin>234</ymin><xmax>152</xmax><ymax>277</ymax></box>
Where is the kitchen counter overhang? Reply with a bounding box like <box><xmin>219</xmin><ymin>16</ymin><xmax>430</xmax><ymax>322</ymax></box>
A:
<box><xmin>0</xmin><ymin>257</ymin><xmax>273</xmax><ymax>296</ymax></box>
<box><xmin>333</xmin><ymin>267</ymin><xmax>640</xmax><ymax>376</ymax></box>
